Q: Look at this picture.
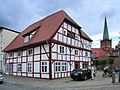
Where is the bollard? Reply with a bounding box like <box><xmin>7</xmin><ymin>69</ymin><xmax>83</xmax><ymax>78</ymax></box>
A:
<box><xmin>112</xmin><ymin>71</ymin><xmax>115</xmax><ymax>83</ymax></box>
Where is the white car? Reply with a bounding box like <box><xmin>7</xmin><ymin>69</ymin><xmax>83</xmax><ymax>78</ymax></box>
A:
<box><xmin>0</xmin><ymin>72</ymin><xmax>3</xmax><ymax>84</ymax></box>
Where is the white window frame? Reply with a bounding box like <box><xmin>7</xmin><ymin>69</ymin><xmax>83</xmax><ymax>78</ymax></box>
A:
<box><xmin>24</xmin><ymin>35</ymin><xmax>29</xmax><ymax>43</ymax></box>
<box><xmin>18</xmin><ymin>51</ymin><xmax>22</xmax><ymax>57</ymax></box>
<box><xmin>17</xmin><ymin>63</ymin><xmax>22</xmax><ymax>72</ymax></box>
<box><xmin>75</xmin><ymin>49</ymin><xmax>78</xmax><ymax>56</ymax></box>
<box><xmin>62</xmin><ymin>62</ymin><xmax>67</xmax><ymax>72</ymax></box>
<box><xmin>27</xmin><ymin>48</ymin><xmax>33</xmax><ymax>56</ymax></box>
<box><xmin>41</xmin><ymin>61</ymin><xmax>47</xmax><ymax>73</ymax></box>
<box><xmin>55</xmin><ymin>62</ymin><xmax>61</xmax><ymax>72</ymax></box>
<box><xmin>60</xmin><ymin>46</ymin><xmax>64</xmax><ymax>53</ymax></box>
<box><xmin>9</xmin><ymin>52</ymin><xmax>13</xmax><ymax>57</ymax></box>
<box><xmin>27</xmin><ymin>62</ymin><xmax>32</xmax><ymax>73</ymax></box>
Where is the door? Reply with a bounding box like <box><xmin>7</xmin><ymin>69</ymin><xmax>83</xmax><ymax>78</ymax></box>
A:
<box><xmin>9</xmin><ymin>63</ymin><xmax>13</xmax><ymax>75</ymax></box>
<box><xmin>75</xmin><ymin>62</ymin><xmax>80</xmax><ymax>69</ymax></box>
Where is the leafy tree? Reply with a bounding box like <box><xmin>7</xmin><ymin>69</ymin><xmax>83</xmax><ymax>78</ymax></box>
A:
<box><xmin>108</xmin><ymin>57</ymin><xmax>114</xmax><ymax>65</ymax></box>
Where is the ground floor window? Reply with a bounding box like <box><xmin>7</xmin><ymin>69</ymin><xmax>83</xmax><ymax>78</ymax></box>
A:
<box><xmin>55</xmin><ymin>62</ymin><xmax>67</xmax><ymax>72</ymax></box>
<box><xmin>62</xmin><ymin>62</ymin><xmax>67</xmax><ymax>71</ymax></box>
<box><xmin>55</xmin><ymin>62</ymin><xmax>61</xmax><ymax>72</ymax></box>
<box><xmin>83</xmin><ymin>62</ymin><xmax>88</xmax><ymax>69</ymax></box>
<box><xmin>41</xmin><ymin>61</ymin><xmax>47</xmax><ymax>72</ymax></box>
<box><xmin>17</xmin><ymin>63</ymin><xmax>22</xmax><ymax>72</ymax></box>
<box><xmin>27</xmin><ymin>62</ymin><xmax>32</xmax><ymax>73</ymax></box>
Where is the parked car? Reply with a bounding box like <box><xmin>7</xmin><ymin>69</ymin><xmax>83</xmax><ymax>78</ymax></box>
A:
<box><xmin>71</xmin><ymin>68</ymin><xmax>91</xmax><ymax>81</ymax></box>
<box><xmin>0</xmin><ymin>71</ymin><xmax>3</xmax><ymax>84</ymax></box>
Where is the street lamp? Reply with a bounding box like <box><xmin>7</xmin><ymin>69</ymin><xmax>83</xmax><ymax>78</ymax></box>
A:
<box><xmin>118</xmin><ymin>41</ymin><xmax>120</xmax><ymax>82</ymax></box>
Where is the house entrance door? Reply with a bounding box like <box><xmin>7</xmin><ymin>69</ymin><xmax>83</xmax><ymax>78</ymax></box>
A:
<box><xmin>75</xmin><ymin>62</ymin><xmax>79</xmax><ymax>69</ymax></box>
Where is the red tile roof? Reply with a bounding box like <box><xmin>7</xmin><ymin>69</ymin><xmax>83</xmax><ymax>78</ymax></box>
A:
<box><xmin>4</xmin><ymin>10</ymin><xmax>92</xmax><ymax>52</ymax></box>
<box><xmin>92</xmin><ymin>48</ymin><xmax>113</xmax><ymax>57</ymax></box>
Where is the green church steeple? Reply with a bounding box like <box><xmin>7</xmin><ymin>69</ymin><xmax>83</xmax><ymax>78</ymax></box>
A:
<box><xmin>103</xmin><ymin>16</ymin><xmax>109</xmax><ymax>40</ymax></box>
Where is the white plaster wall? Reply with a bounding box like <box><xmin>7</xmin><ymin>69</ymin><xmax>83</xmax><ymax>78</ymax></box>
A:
<box><xmin>34</xmin><ymin>46</ymin><xmax>40</xmax><ymax>54</ymax></box>
<box><xmin>13</xmin><ymin>64</ymin><xmax>17</xmax><ymax>72</ymax></box>
<box><xmin>34</xmin><ymin>55</ymin><xmax>40</xmax><ymax>61</ymax></box>
<box><xmin>22</xmin><ymin>63</ymin><xmax>26</xmax><ymax>72</ymax></box>
<box><xmin>34</xmin><ymin>62</ymin><xmax>40</xmax><ymax>72</ymax></box>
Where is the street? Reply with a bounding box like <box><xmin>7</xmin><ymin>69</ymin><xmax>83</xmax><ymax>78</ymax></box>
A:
<box><xmin>0</xmin><ymin>71</ymin><xmax>120</xmax><ymax>90</ymax></box>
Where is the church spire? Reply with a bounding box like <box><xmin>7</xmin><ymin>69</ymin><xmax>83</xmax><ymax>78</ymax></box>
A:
<box><xmin>103</xmin><ymin>15</ymin><xmax>109</xmax><ymax>40</ymax></box>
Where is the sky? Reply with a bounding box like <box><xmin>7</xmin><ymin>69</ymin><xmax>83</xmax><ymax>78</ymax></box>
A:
<box><xmin>0</xmin><ymin>0</ymin><xmax>120</xmax><ymax>48</ymax></box>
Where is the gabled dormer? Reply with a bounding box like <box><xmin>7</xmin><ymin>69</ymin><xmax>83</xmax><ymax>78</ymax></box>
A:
<box><xmin>23</xmin><ymin>27</ymin><xmax>38</xmax><ymax>43</ymax></box>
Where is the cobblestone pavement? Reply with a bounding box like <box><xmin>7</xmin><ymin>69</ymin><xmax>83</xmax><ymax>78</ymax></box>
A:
<box><xmin>0</xmin><ymin>71</ymin><xmax>120</xmax><ymax>90</ymax></box>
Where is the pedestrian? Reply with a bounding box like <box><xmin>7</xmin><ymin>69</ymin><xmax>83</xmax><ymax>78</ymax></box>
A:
<box><xmin>91</xmin><ymin>65</ymin><xmax>95</xmax><ymax>80</ymax></box>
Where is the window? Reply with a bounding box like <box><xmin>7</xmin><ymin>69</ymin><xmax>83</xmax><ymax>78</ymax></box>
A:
<box><xmin>27</xmin><ymin>48</ymin><xmax>33</xmax><ymax>55</ymax></box>
<box><xmin>76</xmin><ymin>35</ymin><xmax>78</xmax><ymax>40</ymax></box>
<box><xmin>18</xmin><ymin>51</ymin><xmax>22</xmax><ymax>57</ymax></box>
<box><xmin>67</xmin><ymin>31</ymin><xmax>71</xmax><ymax>37</ymax></box>
<box><xmin>41</xmin><ymin>62</ymin><xmax>47</xmax><ymax>72</ymax></box>
<box><xmin>68</xmin><ymin>24</ymin><xmax>71</xmax><ymax>30</ymax></box>
<box><xmin>72</xmin><ymin>32</ymin><xmax>75</xmax><ymax>39</ymax></box>
<box><xmin>9</xmin><ymin>52</ymin><xmax>13</xmax><ymax>57</ymax></box>
<box><xmin>55</xmin><ymin>62</ymin><xmax>61</xmax><ymax>72</ymax></box>
<box><xmin>17</xmin><ymin>63</ymin><xmax>22</xmax><ymax>72</ymax></box>
<box><xmin>24</xmin><ymin>29</ymin><xmax>37</xmax><ymax>43</ymax></box>
<box><xmin>27</xmin><ymin>62</ymin><xmax>32</xmax><ymax>73</ymax></box>
<box><xmin>64</xmin><ymin>22</ymin><xmax>67</xmax><ymax>29</ymax></box>
<box><xmin>83</xmin><ymin>62</ymin><xmax>88</xmax><ymax>69</ymax></box>
<box><xmin>62</xmin><ymin>63</ymin><xmax>67</xmax><ymax>71</ymax></box>
<box><xmin>75</xmin><ymin>49</ymin><xmax>78</xmax><ymax>56</ymax></box>
<box><xmin>24</xmin><ymin>36</ymin><xmax>29</xmax><ymax>43</ymax></box>
<box><xmin>85</xmin><ymin>52</ymin><xmax>88</xmax><ymax>56</ymax></box>
<box><xmin>60</xmin><ymin>46</ymin><xmax>64</xmax><ymax>53</ymax></box>
<box><xmin>63</xmin><ymin>29</ymin><xmax>66</xmax><ymax>35</ymax></box>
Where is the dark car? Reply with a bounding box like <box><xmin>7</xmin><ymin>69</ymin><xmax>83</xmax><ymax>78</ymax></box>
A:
<box><xmin>71</xmin><ymin>68</ymin><xmax>91</xmax><ymax>81</ymax></box>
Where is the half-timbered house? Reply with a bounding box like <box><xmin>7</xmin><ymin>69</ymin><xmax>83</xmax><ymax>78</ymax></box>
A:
<box><xmin>4</xmin><ymin>10</ymin><xmax>92</xmax><ymax>79</ymax></box>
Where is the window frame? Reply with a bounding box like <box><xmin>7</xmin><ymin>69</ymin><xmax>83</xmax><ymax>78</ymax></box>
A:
<box><xmin>27</xmin><ymin>62</ymin><xmax>32</xmax><ymax>73</ymax></box>
<box><xmin>41</xmin><ymin>61</ymin><xmax>47</xmax><ymax>73</ymax></box>
<box><xmin>17</xmin><ymin>63</ymin><xmax>22</xmax><ymax>72</ymax></box>
<box><xmin>60</xmin><ymin>46</ymin><xmax>64</xmax><ymax>53</ymax></box>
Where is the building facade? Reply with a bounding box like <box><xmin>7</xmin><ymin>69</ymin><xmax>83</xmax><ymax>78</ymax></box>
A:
<box><xmin>0</xmin><ymin>27</ymin><xmax>19</xmax><ymax>71</ymax></box>
<box><xmin>4</xmin><ymin>10</ymin><xmax>92</xmax><ymax>79</ymax></box>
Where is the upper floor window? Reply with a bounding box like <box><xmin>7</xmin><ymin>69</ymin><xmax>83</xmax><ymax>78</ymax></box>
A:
<box><xmin>23</xmin><ymin>29</ymin><xmax>37</xmax><ymax>43</ymax></box>
<box><xmin>60</xmin><ymin>46</ymin><xmax>64</xmax><ymax>53</ymax></box>
<box><xmin>9</xmin><ymin>52</ymin><xmax>13</xmax><ymax>57</ymax></box>
<box><xmin>18</xmin><ymin>51</ymin><xmax>22</xmax><ymax>57</ymax></box>
<box><xmin>72</xmin><ymin>32</ymin><xmax>75</xmax><ymax>39</ymax></box>
<box><xmin>75</xmin><ymin>49</ymin><xmax>78</xmax><ymax>56</ymax></box>
<box><xmin>27</xmin><ymin>48</ymin><xmax>33</xmax><ymax>55</ymax></box>
<box><xmin>24</xmin><ymin>36</ymin><xmax>29</xmax><ymax>43</ymax></box>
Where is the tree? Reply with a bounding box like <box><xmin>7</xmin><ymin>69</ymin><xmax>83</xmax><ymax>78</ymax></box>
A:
<box><xmin>108</xmin><ymin>57</ymin><xmax>114</xmax><ymax>65</ymax></box>
<box><xmin>99</xmin><ymin>60</ymin><xmax>107</xmax><ymax>65</ymax></box>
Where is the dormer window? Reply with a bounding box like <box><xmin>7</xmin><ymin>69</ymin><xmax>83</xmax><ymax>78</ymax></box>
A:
<box><xmin>23</xmin><ymin>27</ymin><xmax>38</xmax><ymax>43</ymax></box>
<box><xmin>24</xmin><ymin>36</ymin><xmax>29</xmax><ymax>43</ymax></box>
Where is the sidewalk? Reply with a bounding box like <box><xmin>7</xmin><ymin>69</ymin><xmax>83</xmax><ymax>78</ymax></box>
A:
<box><xmin>4</xmin><ymin>71</ymin><xmax>120</xmax><ymax>89</ymax></box>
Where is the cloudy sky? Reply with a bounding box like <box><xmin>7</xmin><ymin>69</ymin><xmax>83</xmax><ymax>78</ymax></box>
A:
<box><xmin>0</xmin><ymin>0</ymin><xmax>120</xmax><ymax>48</ymax></box>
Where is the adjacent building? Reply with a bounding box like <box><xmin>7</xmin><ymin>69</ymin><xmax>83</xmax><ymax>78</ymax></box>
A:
<box><xmin>4</xmin><ymin>10</ymin><xmax>92</xmax><ymax>79</ymax></box>
<box><xmin>0</xmin><ymin>27</ymin><xmax>20</xmax><ymax>71</ymax></box>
